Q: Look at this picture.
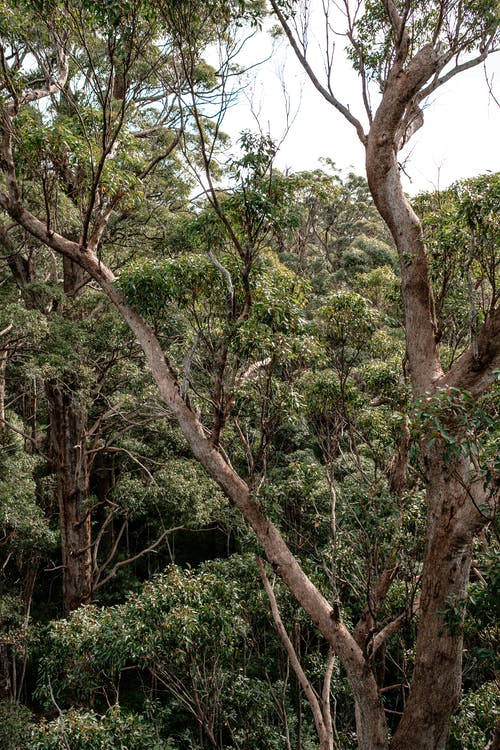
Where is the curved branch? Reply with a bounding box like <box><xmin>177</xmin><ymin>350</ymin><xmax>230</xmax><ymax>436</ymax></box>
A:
<box><xmin>93</xmin><ymin>525</ymin><xmax>184</xmax><ymax>591</ymax></box>
<box><xmin>439</xmin><ymin>306</ymin><xmax>500</xmax><ymax>396</ymax></box>
<box><xmin>257</xmin><ymin>556</ymin><xmax>336</xmax><ymax>750</ymax></box>
<box><xmin>269</xmin><ymin>0</ymin><xmax>367</xmax><ymax>145</ymax></box>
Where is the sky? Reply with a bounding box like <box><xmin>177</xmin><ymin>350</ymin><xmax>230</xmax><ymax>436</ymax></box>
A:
<box><xmin>220</xmin><ymin>16</ymin><xmax>500</xmax><ymax>195</ymax></box>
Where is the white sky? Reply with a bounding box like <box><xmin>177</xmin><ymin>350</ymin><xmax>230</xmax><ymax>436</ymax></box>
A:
<box><xmin>220</xmin><ymin>21</ymin><xmax>500</xmax><ymax>195</ymax></box>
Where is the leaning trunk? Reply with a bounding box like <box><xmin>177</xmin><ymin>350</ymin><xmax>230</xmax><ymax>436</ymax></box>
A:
<box><xmin>0</xmin><ymin>345</ymin><xmax>6</xmax><ymax>429</ymax></box>
<box><xmin>45</xmin><ymin>378</ymin><xmax>92</xmax><ymax>615</ymax></box>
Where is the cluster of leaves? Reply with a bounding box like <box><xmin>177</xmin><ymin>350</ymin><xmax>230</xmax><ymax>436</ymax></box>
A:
<box><xmin>34</xmin><ymin>559</ymin><xmax>299</xmax><ymax>749</ymax></box>
<box><xmin>413</xmin><ymin>173</ymin><xmax>500</xmax><ymax>366</ymax></box>
<box><xmin>413</xmin><ymin>379</ymin><xmax>499</xmax><ymax>493</ymax></box>
<box><xmin>30</xmin><ymin>706</ymin><xmax>169</xmax><ymax>750</ymax></box>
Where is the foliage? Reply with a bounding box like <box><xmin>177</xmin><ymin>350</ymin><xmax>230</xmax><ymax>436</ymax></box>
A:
<box><xmin>0</xmin><ymin>2</ymin><xmax>498</xmax><ymax>735</ymax></box>
<box><xmin>448</xmin><ymin>682</ymin><xmax>499</xmax><ymax>750</ymax></box>
<box><xmin>0</xmin><ymin>701</ymin><xmax>33</xmax><ymax>750</ymax></box>
<box><xmin>347</xmin><ymin>0</ymin><xmax>499</xmax><ymax>87</ymax></box>
<box><xmin>36</xmin><ymin>558</ymin><xmax>302</xmax><ymax>748</ymax></box>
<box><xmin>30</xmin><ymin>706</ymin><xmax>169</xmax><ymax>750</ymax></box>
<box><xmin>412</xmin><ymin>377</ymin><xmax>499</xmax><ymax>494</ymax></box>
<box><xmin>414</xmin><ymin>173</ymin><xmax>500</xmax><ymax>365</ymax></box>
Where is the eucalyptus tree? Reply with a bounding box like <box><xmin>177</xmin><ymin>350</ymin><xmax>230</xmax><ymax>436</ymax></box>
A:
<box><xmin>0</xmin><ymin>3</ymin><xmax>499</xmax><ymax>750</ymax></box>
<box><xmin>267</xmin><ymin>1</ymin><xmax>500</xmax><ymax>747</ymax></box>
<box><xmin>0</xmin><ymin>0</ymin><xmax>205</xmax><ymax>614</ymax></box>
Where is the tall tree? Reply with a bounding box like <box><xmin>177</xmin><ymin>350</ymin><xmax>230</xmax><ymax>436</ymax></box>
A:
<box><xmin>268</xmin><ymin>1</ymin><xmax>500</xmax><ymax>747</ymax></box>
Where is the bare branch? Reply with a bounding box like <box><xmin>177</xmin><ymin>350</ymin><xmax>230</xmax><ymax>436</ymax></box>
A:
<box><xmin>419</xmin><ymin>40</ymin><xmax>498</xmax><ymax>101</ymax></box>
<box><xmin>371</xmin><ymin>598</ymin><xmax>420</xmax><ymax>655</ymax></box>
<box><xmin>269</xmin><ymin>0</ymin><xmax>367</xmax><ymax>145</ymax></box>
<box><xmin>93</xmin><ymin>526</ymin><xmax>183</xmax><ymax>591</ymax></box>
<box><xmin>209</xmin><ymin>251</ymin><xmax>235</xmax><ymax>317</ymax></box>
<box><xmin>439</xmin><ymin>306</ymin><xmax>500</xmax><ymax>396</ymax></box>
<box><xmin>0</xmin><ymin>415</ymin><xmax>49</xmax><ymax>459</ymax></box>
<box><xmin>257</xmin><ymin>556</ymin><xmax>336</xmax><ymax>750</ymax></box>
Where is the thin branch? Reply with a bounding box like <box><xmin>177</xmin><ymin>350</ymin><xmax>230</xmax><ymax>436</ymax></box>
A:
<box><xmin>209</xmin><ymin>251</ymin><xmax>234</xmax><ymax>317</ymax></box>
<box><xmin>269</xmin><ymin>0</ymin><xmax>367</xmax><ymax>145</ymax></box>
<box><xmin>256</xmin><ymin>556</ymin><xmax>334</xmax><ymax>749</ymax></box>
<box><xmin>371</xmin><ymin>598</ymin><xmax>420</xmax><ymax>655</ymax></box>
<box><xmin>139</xmin><ymin>129</ymin><xmax>183</xmax><ymax>180</ymax></box>
<box><xmin>181</xmin><ymin>333</ymin><xmax>199</xmax><ymax>400</ymax></box>
<box><xmin>322</xmin><ymin>648</ymin><xmax>336</xmax><ymax>745</ymax></box>
<box><xmin>93</xmin><ymin>526</ymin><xmax>183</xmax><ymax>591</ymax></box>
<box><xmin>47</xmin><ymin>676</ymin><xmax>71</xmax><ymax>750</ymax></box>
<box><xmin>88</xmin><ymin>445</ymin><xmax>156</xmax><ymax>483</ymax></box>
<box><xmin>420</xmin><ymin>38</ymin><xmax>498</xmax><ymax>101</ymax></box>
<box><xmin>0</xmin><ymin>415</ymin><xmax>48</xmax><ymax>459</ymax></box>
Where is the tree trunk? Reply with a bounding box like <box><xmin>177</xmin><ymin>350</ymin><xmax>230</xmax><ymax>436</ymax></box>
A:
<box><xmin>0</xmin><ymin>345</ymin><xmax>6</xmax><ymax>430</ymax></box>
<box><xmin>366</xmin><ymin>124</ymin><xmax>488</xmax><ymax>749</ymax></box>
<box><xmin>45</xmin><ymin>378</ymin><xmax>92</xmax><ymax>615</ymax></box>
<box><xmin>391</xmin><ymin>452</ymin><xmax>484</xmax><ymax>750</ymax></box>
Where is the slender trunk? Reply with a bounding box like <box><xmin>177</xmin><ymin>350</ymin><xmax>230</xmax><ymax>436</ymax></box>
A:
<box><xmin>45</xmin><ymin>378</ymin><xmax>92</xmax><ymax>615</ymax></box>
<box><xmin>0</xmin><ymin>346</ymin><xmax>6</xmax><ymax>429</ymax></box>
<box><xmin>257</xmin><ymin>557</ymin><xmax>335</xmax><ymax>750</ymax></box>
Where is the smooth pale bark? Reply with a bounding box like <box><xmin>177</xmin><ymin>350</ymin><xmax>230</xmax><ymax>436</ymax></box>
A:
<box><xmin>257</xmin><ymin>556</ymin><xmax>336</xmax><ymax>750</ymax></box>
<box><xmin>364</xmin><ymin>54</ymin><xmax>498</xmax><ymax>749</ymax></box>
<box><xmin>0</xmin><ymin>345</ymin><xmax>7</xmax><ymax>429</ymax></box>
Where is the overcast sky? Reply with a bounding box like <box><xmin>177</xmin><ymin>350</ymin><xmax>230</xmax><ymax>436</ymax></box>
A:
<box><xmin>220</xmin><ymin>21</ymin><xmax>500</xmax><ymax>195</ymax></box>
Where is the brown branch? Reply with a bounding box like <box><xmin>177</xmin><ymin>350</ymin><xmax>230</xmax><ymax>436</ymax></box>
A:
<box><xmin>93</xmin><ymin>526</ymin><xmax>183</xmax><ymax>591</ymax></box>
<box><xmin>439</xmin><ymin>306</ymin><xmax>500</xmax><ymax>396</ymax></box>
<box><xmin>420</xmin><ymin>37</ymin><xmax>499</xmax><ymax>102</ymax></box>
<box><xmin>0</xmin><ymin>415</ymin><xmax>48</xmax><ymax>459</ymax></box>
<box><xmin>371</xmin><ymin>598</ymin><xmax>420</xmax><ymax>655</ymax></box>
<box><xmin>269</xmin><ymin>0</ymin><xmax>367</xmax><ymax>145</ymax></box>
<box><xmin>256</xmin><ymin>556</ymin><xmax>336</xmax><ymax>750</ymax></box>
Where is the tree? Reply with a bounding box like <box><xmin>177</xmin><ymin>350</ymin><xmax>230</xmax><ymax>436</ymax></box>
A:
<box><xmin>0</xmin><ymin>0</ymin><xmax>212</xmax><ymax>615</ymax></box>
<box><xmin>0</xmin><ymin>1</ymin><xmax>499</xmax><ymax>749</ymax></box>
<box><xmin>267</xmin><ymin>1</ymin><xmax>500</xmax><ymax>747</ymax></box>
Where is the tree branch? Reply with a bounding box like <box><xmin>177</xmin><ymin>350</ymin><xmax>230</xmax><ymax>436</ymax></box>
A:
<box><xmin>93</xmin><ymin>526</ymin><xmax>183</xmax><ymax>591</ymax></box>
<box><xmin>439</xmin><ymin>306</ymin><xmax>500</xmax><ymax>396</ymax></box>
<box><xmin>257</xmin><ymin>556</ymin><xmax>336</xmax><ymax>749</ymax></box>
<box><xmin>269</xmin><ymin>0</ymin><xmax>367</xmax><ymax>145</ymax></box>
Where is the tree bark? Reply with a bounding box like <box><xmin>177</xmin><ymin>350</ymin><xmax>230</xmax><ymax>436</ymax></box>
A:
<box><xmin>45</xmin><ymin>378</ymin><xmax>92</xmax><ymax>615</ymax></box>
<box><xmin>365</xmin><ymin>70</ymin><xmax>495</xmax><ymax>749</ymax></box>
<box><xmin>391</xmin><ymin>453</ymin><xmax>486</xmax><ymax>750</ymax></box>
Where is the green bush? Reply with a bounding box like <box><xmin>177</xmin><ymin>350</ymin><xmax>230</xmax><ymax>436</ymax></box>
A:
<box><xmin>0</xmin><ymin>700</ymin><xmax>33</xmax><ymax>750</ymax></box>
<box><xmin>29</xmin><ymin>706</ymin><xmax>170</xmax><ymax>750</ymax></box>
